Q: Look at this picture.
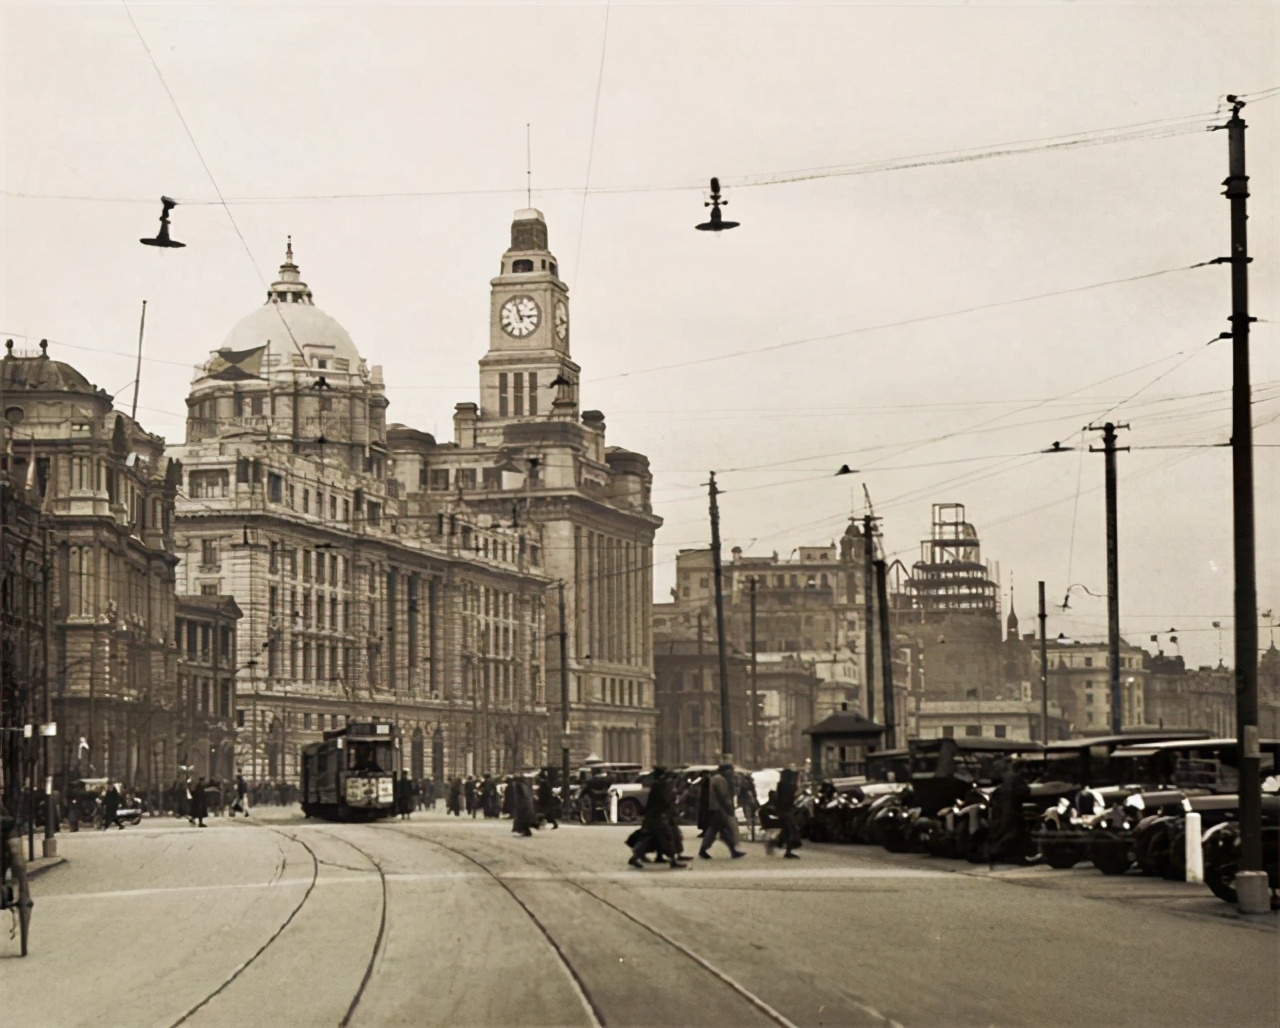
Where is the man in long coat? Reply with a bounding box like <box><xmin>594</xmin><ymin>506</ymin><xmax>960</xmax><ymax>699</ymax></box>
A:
<box><xmin>536</xmin><ymin>771</ymin><xmax>560</xmax><ymax>829</ymax></box>
<box><xmin>511</xmin><ymin>776</ymin><xmax>537</xmax><ymax>837</ymax></box>
<box><xmin>628</xmin><ymin>769</ymin><xmax>686</xmax><ymax>869</ymax></box>
<box><xmin>464</xmin><ymin>777</ymin><xmax>478</xmax><ymax>817</ymax></box>
<box><xmin>189</xmin><ymin>778</ymin><xmax>208</xmax><ymax>828</ymax></box>
<box><xmin>448</xmin><ymin>777</ymin><xmax>463</xmax><ymax>816</ymax></box>
<box><xmin>698</xmin><ymin>765</ymin><xmax>745</xmax><ymax>859</ymax></box>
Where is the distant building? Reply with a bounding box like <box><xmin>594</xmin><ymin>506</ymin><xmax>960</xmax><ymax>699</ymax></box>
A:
<box><xmin>652</xmin><ymin>634</ymin><xmax>750</xmax><ymax>766</ymax></box>
<box><xmin>1142</xmin><ymin>652</ymin><xmax>1236</xmax><ymax>737</ymax></box>
<box><xmin>174</xmin><ymin>594</ymin><xmax>242</xmax><ymax>781</ymax></box>
<box><xmin>401</xmin><ymin>209</ymin><xmax>662</xmax><ymax>766</ymax></box>
<box><xmin>173</xmin><ymin>244</ymin><xmax>550</xmax><ymax>783</ymax></box>
<box><xmin>2</xmin><ymin>340</ymin><xmax>181</xmax><ymax>790</ymax></box>
<box><xmin>1041</xmin><ymin>636</ymin><xmax>1147</xmax><ymax>733</ymax></box>
<box><xmin>655</xmin><ymin>535</ymin><xmax>865</xmax><ymax>758</ymax></box>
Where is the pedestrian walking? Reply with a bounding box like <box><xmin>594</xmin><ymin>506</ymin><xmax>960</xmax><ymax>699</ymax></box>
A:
<box><xmin>627</xmin><ymin>769</ymin><xmax>687</xmax><ymax>870</ymax></box>
<box><xmin>536</xmin><ymin>771</ymin><xmax>560</xmax><ymax>829</ymax></box>
<box><xmin>763</xmin><ymin>769</ymin><xmax>802</xmax><ymax>859</ymax></box>
<box><xmin>189</xmin><ymin>777</ymin><xmax>209</xmax><ymax>827</ymax></box>
<box><xmin>510</xmin><ymin>776</ymin><xmax>537</xmax><ymax>837</ymax></box>
<box><xmin>698</xmin><ymin>765</ymin><xmax>746</xmax><ymax>859</ymax></box>
<box><xmin>448</xmin><ymin>777</ymin><xmax>463</xmax><ymax>816</ymax></box>
<box><xmin>396</xmin><ymin>771</ymin><xmax>416</xmax><ymax>820</ymax></box>
<box><xmin>464</xmin><ymin>776</ymin><xmax>478</xmax><ymax>818</ymax></box>
<box><xmin>101</xmin><ymin>782</ymin><xmax>123</xmax><ymax>830</ymax></box>
<box><xmin>738</xmin><ymin>773</ymin><xmax>760</xmax><ymax>842</ymax></box>
<box><xmin>481</xmin><ymin>775</ymin><xmax>500</xmax><ymax>818</ymax></box>
<box><xmin>232</xmin><ymin>773</ymin><xmax>250</xmax><ymax>817</ymax></box>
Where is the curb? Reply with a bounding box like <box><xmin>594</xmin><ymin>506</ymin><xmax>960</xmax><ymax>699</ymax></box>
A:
<box><xmin>27</xmin><ymin>856</ymin><xmax>66</xmax><ymax>879</ymax></box>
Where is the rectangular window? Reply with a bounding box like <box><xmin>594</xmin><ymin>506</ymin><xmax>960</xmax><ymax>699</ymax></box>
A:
<box><xmin>250</xmin><ymin>395</ymin><xmax>264</xmax><ymax>416</ymax></box>
<box><xmin>994</xmin><ymin>725</ymin><xmax>1007</xmax><ymax>739</ymax></box>
<box><xmin>498</xmin><ymin>373</ymin><xmax>509</xmax><ymax>417</ymax></box>
<box><xmin>528</xmin><ymin>372</ymin><xmax>538</xmax><ymax>414</ymax></box>
<box><xmin>483</xmin><ymin>467</ymin><xmax>503</xmax><ymax>490</ymax></box>
<box><xmin>201</xmin><ymin>539</ymin><xmax>218</xmax><ymax>566</ymax></box>
<box><xmin>268</xmin><ymin>473</ymin><xmax>283</xmax><ymax>503</ymax></box>
<box><xmin>269</xmin><ymin>541</ymin><xmax>279</xmax><ymax>573</ymax></box>
<box><xmin>303</xmin><ymin>489</ymin><xmax>310</xmax><ymax>514</ymax></box>
<box><xmin>269</xmin><ymin>586</ymin><xmax>278</xmax><ymax>616</ymax></box>
<box><xmin>303</xmin><ymin>713</ymin><xmax>312</xmax><ymax>730</ymax></box>
<box><xmin>429</xmin><ymin>469</ymin><xmax>450</xmax><ymax>491</ymax></box>
<box><xmin>456</xmin><ymin>468</ymin><xmax>477</xmax><ymax>490</ymax></box>
<box><xmin>941</xmin><ymin>725</ymin><xmax>955</xmax><ymax>738</ymax></box>
<box><xmin>200</xmin><ymin>584</ymin><xmax>218</xmax><ymax>596</ymax></box>
<box><xmin>316</xmin><ymin>556</ymin><xmax>325</xmax><ymax>585</ymax></box>
<box><xmin>316</xmin><ymin>645</ymin><xmax>325</xmax><ymax>681</ymax></box>
<box><xmin>329</xmin><ymin>495</ymin><xmax>337</xmax><ymax>520</ymax></box>
<box><xmin>236</xmin><ymin>708</ymin><xmax>246</xmax><ymax>728</ymax></box>
<box><xmin>303</xmin><ymin>551</ymin><xmax>312</xmax><ymax>582</ymax></box>
<box><xmin>514</xmin><ymin>372</ymin><xmax>524</xmax><ymax>416</ymax></box>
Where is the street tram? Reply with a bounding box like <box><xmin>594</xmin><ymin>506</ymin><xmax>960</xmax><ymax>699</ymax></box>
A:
<box><xmin>300</xmin><ymin>721</ymin><xmax>400</xmax><ymax>822</ymax></box>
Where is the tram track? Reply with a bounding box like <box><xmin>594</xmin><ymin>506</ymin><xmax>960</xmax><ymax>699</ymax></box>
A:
<box><xmin>168</xmin><ymin>828</ymin><xmax>320</xmax><ymax>1027</ymax></box>
<box><xmin>377</xmin><ymin>823</ymin><xmax>822</xmax><ymax>1028</ymax></box>
<box><xmin>167</xmin><ymin>825</ymin><xmax>389</xmax><ymax>1028</ymax></box>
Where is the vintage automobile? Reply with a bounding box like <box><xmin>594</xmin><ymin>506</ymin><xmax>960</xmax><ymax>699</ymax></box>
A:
<box><xmin>898</xmin><ymin>738</ymin><xmax>1045</xmax><ymax>861</ymax></box>
<box><xmin>608</xmin><ymin>764</ymin><xmax>754</xmax><ymax>824</ymax></box>
<box><xmin>1033</xmin><ymin>732</ymin><xmax>1212</xmax><ymax>869</ymax></box>
<box><xmin>1082</xmin><ymin>737</ymin><xmax>1278</xmax><ymax>876</ymax></box>
<box><xmin>1201</xmin><ymin>794</ymin><xmax>1280</xmax><ymax>907</ymax></box>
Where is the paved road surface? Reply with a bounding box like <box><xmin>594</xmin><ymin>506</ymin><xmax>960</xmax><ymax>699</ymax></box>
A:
<box><xmin>4</xmin><ymin>812</ymin><xmax>1275</xmax><ymax>1027</ymax></box>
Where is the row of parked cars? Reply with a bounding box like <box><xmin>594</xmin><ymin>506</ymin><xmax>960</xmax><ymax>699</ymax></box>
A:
<box><xmin>794</xmin><ymin>733</ymin><xmax>1280</xmax><ymax>908</ymax></box>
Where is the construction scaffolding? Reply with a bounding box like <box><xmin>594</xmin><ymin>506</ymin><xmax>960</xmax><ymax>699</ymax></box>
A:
<box><xmin>905</xmin><ymin>503</ymin><xmax>999</xmax><ymax>617</ymax></box>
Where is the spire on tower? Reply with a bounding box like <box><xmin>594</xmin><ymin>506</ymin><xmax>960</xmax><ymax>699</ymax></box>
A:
<box><xmin>285</xmin><ymin>235</ymin><xmax>294</xmax><ymax>265</ymax></box>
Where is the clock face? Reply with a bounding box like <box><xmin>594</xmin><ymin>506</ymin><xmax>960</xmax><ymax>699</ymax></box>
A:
<box><xmin>500</xmin><ymin>295</ymin><xmax>541</xmax><ymax>337</ymax></box>
<box><xmin>554</xmin><ymin>300</ymin><xmax>568</xmax><ymax>342</ymax></box>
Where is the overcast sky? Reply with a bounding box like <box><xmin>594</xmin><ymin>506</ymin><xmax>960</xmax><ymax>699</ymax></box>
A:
<box><xmin>3</xmin><ymin>1</ymin><xmax>1277</xmax><ymax>670</ymax></box>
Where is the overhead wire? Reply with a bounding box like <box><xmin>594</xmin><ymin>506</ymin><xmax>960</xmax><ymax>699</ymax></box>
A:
<box><xmin>122</xmin><ymin>3</ymin><xmax>312</xmax><ymax>370</ymax></box>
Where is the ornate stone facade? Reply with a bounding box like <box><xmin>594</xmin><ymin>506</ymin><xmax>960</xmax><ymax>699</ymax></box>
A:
<box><xmin>2</xmin><ymin>340</ymin><xmax>181</xmax><ymax>789</ymax></box>
<box><xmin>398</xmin><ymin>210</ymin><xmax>661</xmax><ymax>767</ymax></box>
<box><xmin>172</xmin><ymin>247</ymin><xmax>551</xmax><ymax>783</ymax></box>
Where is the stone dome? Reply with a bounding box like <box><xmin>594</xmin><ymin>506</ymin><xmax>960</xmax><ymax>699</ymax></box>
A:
<box><xmin>217</xmin><ymin>239</ymin><xmax>364</xmax><ymax>372</ymax></box>
<box><xmin>2</xmin><ymin>340</ymin><xmax>101</xmax><ymax>395</ymax></box>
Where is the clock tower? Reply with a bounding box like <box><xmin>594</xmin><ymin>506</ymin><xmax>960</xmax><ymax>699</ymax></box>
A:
<box><xmin>479</xmin><ymin>208</ymin><xmax>579</xmax><ymax>424</ymax></box>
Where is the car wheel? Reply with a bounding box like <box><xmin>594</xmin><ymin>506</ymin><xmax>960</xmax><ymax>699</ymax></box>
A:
<box><xmin>1042</xmin><ymin>844</ymin><xmax>1080</xmax><ymax>870</ymax></box>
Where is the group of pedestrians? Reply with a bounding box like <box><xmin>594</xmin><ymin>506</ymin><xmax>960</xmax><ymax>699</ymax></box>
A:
<box><xmin>625</xmin><ymin>764</ymin><xmax>803</xmax><ymax>869</ymax></box>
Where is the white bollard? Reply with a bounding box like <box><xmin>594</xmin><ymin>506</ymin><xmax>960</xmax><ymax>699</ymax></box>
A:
<box><xmin>1184</xmin><ymin>811</ymin><xmax>1203</xmax><ymax>883</ymax></box>
<box><xmin>609</xmin><ymin>791</ymin><xmax>618</xmax><ymax>824</ymax></box>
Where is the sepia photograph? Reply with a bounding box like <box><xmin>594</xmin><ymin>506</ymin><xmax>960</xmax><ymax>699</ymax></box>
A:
<box><xmin>1</xmin><ymin>1</ymin><xmax>1277</xmax><ymax>1024</ymax></box>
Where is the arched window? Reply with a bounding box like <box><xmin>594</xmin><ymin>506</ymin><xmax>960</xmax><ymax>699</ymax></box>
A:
<box><xmin>512</xmin><ymin>258</ymin><xmax>534</xmax><ymax>273</ymax></box>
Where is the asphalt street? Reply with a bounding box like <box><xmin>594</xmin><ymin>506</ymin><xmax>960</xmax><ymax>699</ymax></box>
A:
<box><xmin>4</xmin><ymin>811</ymin><xmax>1275</xmax><ymax>1028</ymax></box>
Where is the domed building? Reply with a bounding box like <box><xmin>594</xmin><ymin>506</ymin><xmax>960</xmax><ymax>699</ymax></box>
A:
<box><xmin>1</xmin><ymin>338</ymin><xmax>187</xmax><ymax>790</ymax></box>
<box><xmin>173</xmin><ymin>243</ymin><xmax>550</xmax><ymax>785</ymax></box>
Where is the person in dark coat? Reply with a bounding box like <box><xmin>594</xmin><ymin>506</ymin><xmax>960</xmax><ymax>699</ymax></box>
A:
<box><xmin>396</xmin><ymin>771</ymin><xmax>416</xmax><ymax>819</ymax></box>
<box><xmin>102</xmin><ymin>783</ymin><xmax>123</xmax><ymax>830</ymax></box>
<box><xmin>628</xmin><ymin>769</ymin><xmax>686</xmax><ymax>870</ymax></box>
<box><xmin>464</xmin><ymin>777</ymin><xmax>478</xmax><ymax>817</ymax></box>
<box><xmin>189</xmin><ymin>778</ymin><xmax>209</xmax><ymax>827</ymax></box>
<box><xmin>481</xmin><ymin>775</ymin><xmax>500</xmax><ymax>818</ymax></box>
<box><xmin>510</xmin><ymin>776</ymin><xmax>537</xmax><ymax>837</ymax></box>
<box><xmin>698</xmin><ymin>765</ymin><xmax>745</xmax><ymax>859</ymax></box>
<box><xmin>765</xmin><ymin>768</ymin><xmax>802</xmax><ymax>858</ymax></box>
<box><xmin>536</xmin><ymin>771</ymin><xmax>560</xmax><ymax>829</ymax></box>
<box><xmin>232</xmin><ymin>773</ymin><xmax>249</xmax><ymax>817</ymax></box>
<box><xmin>448</xmin><ymin>777</ymin><xmax>463</xmax><ymax>816</ymax></box>
<box><xmin>986</xmin><ymin>760</ymin><xmax>1031</xmax><ymax>867</ymax></box>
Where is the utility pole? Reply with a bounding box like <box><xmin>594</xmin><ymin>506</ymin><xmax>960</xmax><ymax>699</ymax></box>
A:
<box><xmin>1038</xmin><ymin>581</ymin><xmax>1049</xmax><ymax>744</ymax></box>
<box><xmin>1088</xmin><ymin>421</ymin><xmax>1128</xmax><ymax>735</ymax></box>
<box><xmin>41</xmin><ymin>525</ymin><xmax>55</xmax><ymax>857</ymax></box>
<box><xmin>874</xmin><ymin>559</ymin><xmax>895</xmax><ymax>748</ymax></box>
<box><xmin>862</xmin><ymin>514</ymin><xmax>876</xmax><ymax>722</ymax></box>
<box><xmin>749</xmin><ymin>575</ymin><xmax>759</xmax><ymax>766</ymax></box>
<box><xmin>557</xmin><ymin>581</ymin><xmax>570</xmax><ymax>799</ymax></box>
<box><xmin>1220</xmin><ymin>97</ymin><xmax>1264</xmax><ymax>913</ymax></box>
<box><xmin>707</xmin><ymin>473</ymin><xmax>732</xmax><ymax>763</ymax></box>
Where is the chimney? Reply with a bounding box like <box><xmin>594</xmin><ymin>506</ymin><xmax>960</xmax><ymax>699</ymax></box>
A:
<box><xmin>454</xmin><ymin>403</ymin><xmax>478</xmax><ymax>447</ymax></box>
